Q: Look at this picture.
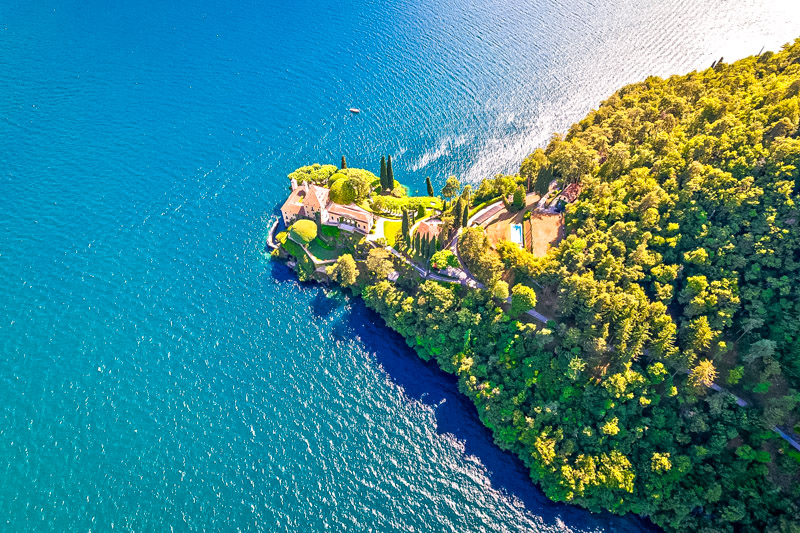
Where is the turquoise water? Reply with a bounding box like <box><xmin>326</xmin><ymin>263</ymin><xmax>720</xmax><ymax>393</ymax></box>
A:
<box><xmin>510</xmin><ymin>224</ymin><xmax>524</xmax><ymax>247</ymax></box>
<box><xmin>2</xmin><ymin>0</ymin><xmax>800</xmax><ymax>530</ymax></box>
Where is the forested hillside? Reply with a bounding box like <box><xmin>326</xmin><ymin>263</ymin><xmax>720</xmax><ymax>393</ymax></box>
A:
<box><xmin>493</xmin><ymin>40</ymin><xmax>800</xmax><ymax>531</ymax></box>
<box><xmin>315</xmin><ymin>41</ymin><xmax>800</xmax><ymax>531</ymax></box>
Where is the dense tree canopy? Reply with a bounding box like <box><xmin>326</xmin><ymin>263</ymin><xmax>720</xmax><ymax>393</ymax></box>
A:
<box><xmin>340</xmin><ymin>168</ymin><xmax>376</xmax><ymax>202</ymax></box>
<box><xmin>493</xmin><ymin>40</ymin><xmax>800</xmax><ymax>530</ymax></box>
<box><xmin>458</xmin><ymin>227</ymin><xmax>503</xmax><ymax>285</ymax></box>
<box><xmin>326</xmin><ymin>254</ymin><xmax>357</xmax><ymax>286</ymax></box>
<box><xmin>288</xmin><ymin>163</ymin><xmax>338</xmax><ymax>185</ymax></box>
<box><xmin>329</xmin><ymin>178</ymin><xmax>356</xmax><ymax>204</ymax></box>
<box><xmin>290</xmin><ymin>40</ymin><xmax>800</xmax><ymax>533</ymax></box>
<box><xmin>366</xmin><ymin>247</ymin><xmax>394</xmax><ymax>280</ymax></box>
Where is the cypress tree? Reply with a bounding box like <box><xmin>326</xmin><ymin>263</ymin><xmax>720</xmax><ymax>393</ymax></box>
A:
<box><xmin>414</xmin><ymin>232</ymin><xmax>421</xmax><ymax>254</ymax></box>
<box><xmin>512</xmin><ymin>185</ymin><xmax>525</xmax><ymax>210</ymax></box>
<box><xmin>454</xmin><ymin>199</ymin><xmax>463</xmax><ymax>229</ymax></box>
<box><xmin>401</xmin><ymin>210</ymin><xmax>410</xmax><ymax>244</ymax></box>
<box><xmin>380</xmin><ymin>156</ymin><xmax>387</xmax><ymax>192</ymax></box>
<box><xmin>462</xmin><ymin>205</ymin><xmax>469</xmax><ymax>228</ymax></box>
<box><xmin>426</xmin><ymin>176</ymin><xmax>434</xmax><ymax>196</ymax></box>
<box><xmin>341</xmin><ymin>155</ymin><xmax>347</xmax><ymax>169</ymax></box>
<box><xmin>387</xmin><ymin>156</ymin><xmax>394</xmax><ymax>191</ymax></box>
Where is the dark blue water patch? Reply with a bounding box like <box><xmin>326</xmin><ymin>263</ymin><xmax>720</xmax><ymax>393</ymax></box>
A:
<box><xmin>341</xmin><ymin>293</ymin><xmax>659</xmax><ymax>532</ymax></box>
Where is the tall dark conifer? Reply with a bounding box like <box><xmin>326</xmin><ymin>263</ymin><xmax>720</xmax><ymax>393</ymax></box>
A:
<box><xmin>426</xmin><ymin>176</ymin><xmax>434</xmax><ymax>196</ymax></box>
<box><xmin>380</xmin><ymin>156</ymin><xmax>387</xmax><ymax>192</ymax></box>
<box><xmin>454</xmin><ymin>199</ymin><xmax>463</xmax><ymax>229</ymax></box>
<box><xmin>387</xmin><ymin>156</ymin><xmax>394</xmax><ymax>191</ymax></box>
<box><xmin>341</xmin><ymin>155</ymin><xmax>347</xmax><ymax>169</ymax></box>
<box><xmin>401</xmin><ymin>210</ymin><xmax>410</xmax><ymax>244</ymax></box>
<box><xmin>462</xmin><ymin>206</ymin><xmax>469</xmax><ymax>228</ymax></box>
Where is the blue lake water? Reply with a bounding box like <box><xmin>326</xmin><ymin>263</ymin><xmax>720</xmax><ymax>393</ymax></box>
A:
<box><xmin>1</xmin><ymin>0</ymin><xmax>799</xmax><ymax>530</ymax></box>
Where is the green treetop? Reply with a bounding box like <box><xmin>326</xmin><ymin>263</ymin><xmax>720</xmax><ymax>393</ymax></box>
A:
<box><xmin>441</xmin><ymin>176</ymin><xmax>461</xmax><ymax>208</ymax></box>
<box><xmin>326</xmin><ymin>254</ymin><xmax>357</xmax><ymax>287</ymax></box>
<box><xmin>510</xmin><ymin>284</ymin><xmax>537</xmax><ymax>317</ymax></box>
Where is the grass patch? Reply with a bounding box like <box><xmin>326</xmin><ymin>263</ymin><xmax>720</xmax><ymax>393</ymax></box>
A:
<box><xmin>313</xmin><ymin>237</ymin><xmax>334</xmax><ymax>250</ymax></box>
<box><xmin>321</xmin><ymin>225</ymin><xmax>340</xmax><ymax>238</ymax></box>
<box><xmin>309</xmin><ymin>239</ymin><xmax>339</xmax><ymax>260</ymax></box>
<box><xmin>383</xmin><ymin>220</ymin><xmax>402</xmax><ymax>246</ymax></box>
<box><xmin>283</xmin><ymin>239</ymin><xmax>315</xmax><ymax>275</ymax></box>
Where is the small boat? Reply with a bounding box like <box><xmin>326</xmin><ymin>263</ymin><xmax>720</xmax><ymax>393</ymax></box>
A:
<box><xmin>349</xmin><ymin>108</ymin><xmax>361</xmax><ymax>114</ymax></box>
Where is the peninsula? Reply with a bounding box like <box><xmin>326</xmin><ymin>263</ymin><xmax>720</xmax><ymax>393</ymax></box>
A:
<box><xmin>271</xmin><ymin>41</ymin><xmax>800</xmax><ymax>532</ymax></box>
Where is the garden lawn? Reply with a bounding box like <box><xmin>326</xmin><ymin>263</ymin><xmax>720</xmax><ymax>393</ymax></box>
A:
<box><xmin>320</xmin><ymin>225</ymin><xmax>340</xmax><ymax>239</ymax></box>
<box><xmin>308</xmin><ymin>238</ymin><xmax>340</xmax><ymax>261</ymax></box>
<box><xmin>383</xmin><ymin>220</ymin><xmax>402</xmax><ymax>246</ymax></box>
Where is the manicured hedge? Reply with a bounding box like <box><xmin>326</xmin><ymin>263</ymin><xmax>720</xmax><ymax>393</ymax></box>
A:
<box><xmin>288</xmin><ymin>219</ymin><xmax>318</xmax><ymax>245</ymax></box>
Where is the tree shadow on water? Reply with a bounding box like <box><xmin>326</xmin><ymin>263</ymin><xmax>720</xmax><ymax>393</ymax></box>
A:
<box><xmin>341</xmin><ymin>298</ymin><xmax>658</xmax><ymax>533</ymax></box>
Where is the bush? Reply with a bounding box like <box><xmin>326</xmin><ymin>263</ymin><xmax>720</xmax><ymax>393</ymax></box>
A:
<box><xmin>490</xmin><ymin>280</ymin><xmax>509</xmax><ymax>300</ymax></box>
<box><xmin>288</xmin><ymin>219</ymin><xmax>318</xmax><ymax>245</ymax></box>
<box><xmin>512</xmin><ymin>185</ymin><xmax>526</xmax><ymax>210</ymax></box>
<box><xmin>330</xmin><ymin>179</ymin><xmax>357</xmax><ymax>204</ymax></box>
<box><xmin>510</xmin><ymin>284</ymin><xmax>537</xmax><ymax>317</ymax></box>
<box><xmin>430</xmin><ymin>249</ymin><xmax>458</xmax><ymax>270</ymax></box>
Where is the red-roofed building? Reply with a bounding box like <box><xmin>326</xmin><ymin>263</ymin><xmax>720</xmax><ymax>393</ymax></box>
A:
<box><xmin>415</xmin><ymin>219</ymin><xmax>441</xmax><ymax>241</ymax></box>
<box><xmin>561</xmin><ymin>183</ymin><xmax>582</xmax><ymax>203</ymax></box>
<box><xmin>280</xmin><ymin>179</ymin><xmax>374</xmax><ymax>234</ymax></box>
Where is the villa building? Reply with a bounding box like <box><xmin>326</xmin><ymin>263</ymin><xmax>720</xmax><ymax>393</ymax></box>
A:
<box><xmin>280</xmin><ymin>179</ymin><xmax>374</xmax><ymax>234</ymax></box>
<box><xmin>555</xmin><ymin>183</ymin><xmax>582</xmax><ymax>212</ymax></box>
<box><xmin>415</xmin><ymin>219</ymin><xmax>441</xmax><ymax>241</ymax></box>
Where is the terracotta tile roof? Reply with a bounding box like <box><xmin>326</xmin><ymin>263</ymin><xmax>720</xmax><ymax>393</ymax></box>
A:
<box><xmin>415</xmin><ymin>220</ymin><xmax>441</xmax><ymax>240</ymax></box>
<box><xmin>280</xmin><ymin>187</ymin><xmax>308</xmax><ymax>217</ymax></box>
<box><xmin>281</xmin><ymin>183</ymin><xmax>329</xmax><ymax>217</ymax></box>
<box><xmin>562</xmin><ymin>183</ymin><xmax>581</xmax><ymax>203</ymax></box>
<box><xmin>305</xmin><ymin>184</ymin><xmax>329</xmax><ymax>209</ymax></box>
<box><xmin>327</xmin><ymin>203</ymin><xmax>373</xmax><ymax>225</ymax></box>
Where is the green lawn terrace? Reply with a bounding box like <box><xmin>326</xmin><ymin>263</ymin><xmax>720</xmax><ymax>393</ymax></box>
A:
<box><xmin>275</xmin><ymin>221</ymin><xmax>365</xmax><ymax>280</ymax></box>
